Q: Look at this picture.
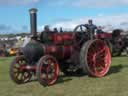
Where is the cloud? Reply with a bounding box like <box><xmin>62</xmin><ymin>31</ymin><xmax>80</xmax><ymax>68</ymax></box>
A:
<box><xmin>2</xmin><ymin>0</ymin><xmax>127</xmax><ymax>7</ymax></box>
<box><xmin>53</xmin><ymin>18</ymin><xmax>72</xmax><ymax>22</ymax></box>
<box><xmin>73</xmin><ymin>0</ymin><xmax>128</xmax><ymax>8</ymax></box>
<box><xmin>49</xmin><ymin>0</ymin><xmax>128</xmax><ymax>8</ymax></box>
<box><xmin>47</xmin><ymin>0</ymin><xmax>71</xmax><ymax>6</ymax></box>
<box><xmin>0</xmin><ymin>0</ymin><xmax>40</xmax><ymax>5</ymax></box>
<box><xmin>22</xmin><ymin>25</ymin><xmax>28</xmax><ymax>31</ymax></box>
<box><xmin>0</xmin><ymin>24</ymin><xmax>11</xmax><ymax>31</ymax></box>
<box><xmin>1</xmin><ymin>13</ymin><xmax>128</xmax><ymax>34</ymax></box>
<box><xmin>0</xmin><ymin>24</ymin><xmax>29</xmax><ymax>34</ymax></box>
<box><xmin>48</xmin><ymin>13</ymin><xmax>128</xmax><ymax>32</ymax></box>
<box><xmin>120</xmin><ymin>22</ymin><xmax>128</xmax><ymax>26</ymax></box>
<box><xmin>2</xmin><ymin>13</ymin><xmax>128</xmax><ymax>33</ymax></box>
<box><xmin>0</xmin><ymin>24</ymin><xmax>14</xmax><ymax>34</ymax></box>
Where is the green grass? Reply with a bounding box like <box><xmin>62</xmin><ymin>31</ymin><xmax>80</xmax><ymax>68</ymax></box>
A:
<box><xmin>0</xmin><ymin>56</ymin><xmax>128</xmax><ymax>96</ymax></box>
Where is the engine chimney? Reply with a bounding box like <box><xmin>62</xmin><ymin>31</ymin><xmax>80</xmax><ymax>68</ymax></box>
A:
<box><xmin>29</xmin><ymin>8</ymin><xmax>38</xmax><ymax>39</ymax></box>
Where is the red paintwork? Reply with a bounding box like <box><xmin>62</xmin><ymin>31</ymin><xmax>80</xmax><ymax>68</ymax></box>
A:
<box><xmin>20</xmin><ymin>65</ymin><xmax>37</xmax><ymax>71</ymax></box>
<box><xmin>40</xmin><ymin>32</ymin><xmax>75</xmax><ymax>60</ymax></box>
<box><xmin>44</xmin><ymin>45</ymin><xmax>73</xmax><ymax>59</ymax></box>
<box><xmin>96</xmin><ymin>32</ymin><xmax>112</xmax><ymax>39</ymax></box>
<box><xmin>44</xmin><ymin>32</ymin><xmax>75</xmax><ymax>45</ymax></box>
<box><xmin>53</xmin><ymin>33</ymin><xmax>74</xmax><ymax>45</ymax></box>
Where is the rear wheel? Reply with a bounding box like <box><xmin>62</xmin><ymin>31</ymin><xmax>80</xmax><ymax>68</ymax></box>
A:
<box><xmin>36</xmin><ymin>55</ymin><xmax>60</xmax><ymax>86</ymax></box>
<box><xmin>80</xmin><ymin>40</ymin><xmax>111</xmax><ymax>77</ymax></box>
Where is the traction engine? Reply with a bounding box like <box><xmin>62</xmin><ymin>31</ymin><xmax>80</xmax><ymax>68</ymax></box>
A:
<box><xmin>9</xmin><ymin>8</ymin><xmax>111</xmax><ymax>86</ymax></box>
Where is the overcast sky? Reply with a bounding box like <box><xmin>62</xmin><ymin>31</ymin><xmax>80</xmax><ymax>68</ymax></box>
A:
<box><xmin>0</xmin><ymin>0</ymin><xmax>128</xmax><ymax>33</ymax></box>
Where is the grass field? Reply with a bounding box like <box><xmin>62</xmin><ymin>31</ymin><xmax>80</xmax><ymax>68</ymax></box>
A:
<box><xmin>0</xmin><ymin>56</ymin><xmax>128</xmax><ymax>96</ymax></box>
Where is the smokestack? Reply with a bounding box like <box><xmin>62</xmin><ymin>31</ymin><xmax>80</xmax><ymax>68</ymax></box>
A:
<box><xmin>29</xmin><ymin>8</ymin><xmax>38</xmax><ymax>39</ymax></box>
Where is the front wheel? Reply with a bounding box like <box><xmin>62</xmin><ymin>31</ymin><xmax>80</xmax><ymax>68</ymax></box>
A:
<box><xmin>9</xmin><ymin>56</ymin><xmax>32</xmax><ymax>84</ymax></box>
<box><xmin>36</xmin><ymin>55</ymin><xmax>60</xmax><ymax>86</ymax></box>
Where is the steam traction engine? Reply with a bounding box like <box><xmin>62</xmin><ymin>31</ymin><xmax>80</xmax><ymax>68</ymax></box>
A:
<box><xmin>9</xmin><ymin>8</ymin><xmax>111</xmax><ymax>86</ymax></box>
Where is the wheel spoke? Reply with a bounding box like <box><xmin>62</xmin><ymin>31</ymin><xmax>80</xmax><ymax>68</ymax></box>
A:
<box><xmin>96</xmin><ymin>47</ymin><xmax>106</xmax><ymax>56</ymax></box>
<box><xmin>92</xmin><ymin>58</ymin><xmax>97</xmax><ymax>73</ymax></box>
<box><xmin>23</xmin><ymin>73</ymin><xmax>31</xmax><ymax>81</ymax></box>
<box><xmin>13</xmin><ymin>66</ymin><xmax>19</xmax><ymax>71</ymax></box>
<box><xmin>18</xmin><ymin>73</ymin><xmax>22</xmax><ymax>80</ymax></box>
<box><xmin>15</xmin><ymin>73</ymin><xmax>19</xmax><ymax>78</ymax></box>
<box><xmin>80</xmin><ymin>26</ymin><xmax>83</xmax><ymax>32</ymax></box>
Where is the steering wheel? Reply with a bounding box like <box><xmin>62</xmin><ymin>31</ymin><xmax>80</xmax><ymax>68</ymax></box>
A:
<box><xmin>73</xmin><ymin>24</ymin><xmax>88</xmax><ymax>45</ymax></box>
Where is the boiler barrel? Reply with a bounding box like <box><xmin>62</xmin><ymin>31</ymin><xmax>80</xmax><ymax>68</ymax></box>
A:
<box><xmin>22</xmin><ymin>41</ymin><xmax>44</xmax><ymax>65</ymax></box>
<box><xmin>43</xmin><ymin>45</ymin><xmax>73</xmax><ymax>60</ymax></box>
<box><xmin>22</xmin><ymin>41</ymin><xmax>74</xmax><ymax>65</ymax></box>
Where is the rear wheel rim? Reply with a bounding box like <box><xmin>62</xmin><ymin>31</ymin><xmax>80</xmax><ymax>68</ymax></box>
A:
<box><xmin>86</xmin><ymin>40</ymin><xmax>111</xmax><ymax>77</ymax></box>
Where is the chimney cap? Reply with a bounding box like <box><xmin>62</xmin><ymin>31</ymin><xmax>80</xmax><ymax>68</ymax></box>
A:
<box><xmin>29</xmin><ymin>8</ymin><xmax>38</xmax><ymax>14</ymax></box>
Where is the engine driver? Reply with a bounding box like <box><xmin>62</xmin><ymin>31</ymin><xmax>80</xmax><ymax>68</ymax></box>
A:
<box><xmin>84</xmin><ymin>19</ymin><xmax>97</xmax><ymax>39</ymax></box>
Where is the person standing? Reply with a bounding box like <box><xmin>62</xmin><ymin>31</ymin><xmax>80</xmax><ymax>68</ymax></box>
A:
<box><xmin>84</xmin><ymin>19</ymin><xmax>97</xmax><ymax>39</ymax></box>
